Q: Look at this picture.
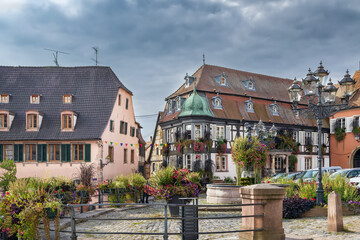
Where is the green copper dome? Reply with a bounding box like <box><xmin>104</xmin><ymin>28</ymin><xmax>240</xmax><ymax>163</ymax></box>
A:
<box><xmin>179</xmin><ymin>88</ymin><xmax>213</xmax><ymax>117</ymax></box>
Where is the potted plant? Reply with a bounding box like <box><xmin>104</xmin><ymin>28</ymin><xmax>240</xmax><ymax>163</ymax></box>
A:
<box><xmin>145</xmin><ymin>167</ymin><xmax>201</xmax><ymax>216</ymax></box>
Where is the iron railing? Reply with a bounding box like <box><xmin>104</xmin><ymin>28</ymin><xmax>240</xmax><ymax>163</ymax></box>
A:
<box><xmin>54</xmin><ymin>201</ymin><xmax>265</xmax><ymax>240</ymax></box>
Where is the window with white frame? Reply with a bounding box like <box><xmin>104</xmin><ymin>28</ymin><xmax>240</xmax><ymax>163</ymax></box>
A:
<box><xmin>176</xmin><ymin>97</ymin><xmax>181</xmax><ymax>111</ymax></box>
<box><xmin>271</xmin><ymin>102</ymin><xmax>279</xmax><ymax>116</ymax></box>
<box><xmin>354</xmin><ymin>116</ymin><xmax>360</xmax><ymax>128</ymax></box>
<box><xmin>185</xmin><ymin>125</ymin><xmax>192</xmax><ymax>139</ymax></box>
<box><xmin>216</xmin><ymin>155</ymin><xmax>227</xmax><ymax>171</ymax></box>
<box><xmin>30</xmin><ymin>95</ymin><xmax>40</xmax><ymax>104</ymax></box>
<box><xmin>275</xmin><ymin>157</ymin><xmax>282</xmax><ymax>171</ymax></box>
<box><xmin>216</xmin><ymin>126</ymin><xmax>224</xmax><ymax>140</ymax></box>
<box><xmin>336</xmin><ymin>118</ymin><xmax>345</xmax><ymax>129</ymax></box>
<box><xmin>305</xmin><ymin>157</ymin><xmax>312</xmax><ymax>170</ymax></box>
<box><xmin>245</xmin><ymin>99</ymin><xmax>254</xmax><ymax>113</ymax></box>
<box><xmin>185</xmin><ymin>154</ymin><xmax>192</xmax><ymax>170</ymax></box>
<box><xmin>293</xmin><ymin>131</ymin><xmax>298</xmax><ymax>142</ymax></box>
<box><xmin>5</xmin><ymin>144</ymin><xmax>13</xmax><ymax>160</ymax></box>
<box><xmin>194</xmin><ymin>124</ymin><xmax>201</xmax><ymax>140</ymax></box>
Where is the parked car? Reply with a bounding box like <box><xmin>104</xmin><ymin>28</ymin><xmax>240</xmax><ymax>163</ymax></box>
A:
<box><xmin>301</xmin><ymin>167</ymin><xmax>342</xmax><ymax>182</ymax></box>
<box><xmin>270</xmin><ymin>173</ymin><xmax>286</xmax><ymax>181</ymax></box>
<box><xmin>349</xmin><ymin>176</ymin><xmax>360</xmax><ymax>188</ymax></box>
<box><xmin>329</xmin><ymin>168</ymin><xmax>360</xmax><ymax>179</ymax></box>
<box><xmin>285</xmin><ymin>172</ymin><xmax>304</xmax><ymax>180</ymax></box>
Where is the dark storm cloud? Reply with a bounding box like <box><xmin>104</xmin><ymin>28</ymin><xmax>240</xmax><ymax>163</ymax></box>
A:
<box><xmin>1</xmin><ymin>0</ymin><xmax>360</xmax><ymax>139</ymax></box>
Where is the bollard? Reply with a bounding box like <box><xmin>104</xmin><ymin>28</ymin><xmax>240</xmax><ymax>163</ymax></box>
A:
<box><xmin>239</xmin><ymin>184</ymin><xmax>285</xmax><ymax>240</ymax></box>
<box><xmin>327</xmin><ymin>191</ymin><xmax>343</xmax><ymax>232</ymax></box>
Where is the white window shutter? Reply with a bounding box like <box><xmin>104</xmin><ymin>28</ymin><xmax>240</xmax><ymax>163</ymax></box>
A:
<box><xmin>299</xmin><ymin>131</ymin><xmax>305</xmax><ymax>145</ymax></box>
<box><xmin>226</xmin><ymin>125</ymin><xmax>231</xmax><ymax>141</ymax></box>
<box><xmin>330</xmin><ymin>119</ymin><xmax>336</xmax><ymax>134</ymax></box>
<box><xmin>210</xmin><ymin>124</ymin><xmax>215</xmax><ymax>140</ymax></box>
<box><xmin>346</xmin><ymin>117</ymin><xmax>353</xmax><ymax>133</ymax></box>
<box><xmin>312</xmin><ymin>132</ymin><xmax>318</xmax><ymax>145</ymax></box>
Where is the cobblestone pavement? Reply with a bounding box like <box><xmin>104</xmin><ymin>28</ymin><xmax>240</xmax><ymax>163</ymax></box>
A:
<box><xmin>62</xmin><ymin>195</ymin><xmax>360</xmax><ymax>240</ymax></box>
<box><xmin>66</xmin><ymin>203</ymin><xmax>242</xmax><ymax>240</ymax></box>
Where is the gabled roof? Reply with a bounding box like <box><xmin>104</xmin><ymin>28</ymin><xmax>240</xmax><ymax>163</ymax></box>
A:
<box><xmin>0</xmin><ymin>66</ymin><xmax>131</xmax><ymax>141</ymax></box>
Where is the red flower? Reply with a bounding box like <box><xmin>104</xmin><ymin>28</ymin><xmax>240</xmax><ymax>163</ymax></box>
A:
<box><xmin>54</xmin><ymin>191</ymin><xmax>57</xmax><ymax>193</ymax></box>
<box><xmin>6</xmin><ymin>192</ymin><xmax>9</xmax><ymax>195</ymax></box>
<box><xmin>311</xmin><ymin>198</ymin><xmax>315</xmax><ymax>201</ymax></box>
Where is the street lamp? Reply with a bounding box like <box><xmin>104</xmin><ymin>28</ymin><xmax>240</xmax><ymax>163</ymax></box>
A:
<box><xmin>288</xmin><ymin>61</ymin><xmax>356</xmax><ymax>205</ymax></box>
<box><xmin>245</xmin><ymin>120</ymin><xmax>278</xmax><ymax>143</ymax></box>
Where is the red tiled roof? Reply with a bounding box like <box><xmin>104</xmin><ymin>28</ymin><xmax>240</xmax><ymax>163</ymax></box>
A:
<box><xmin>161</xmin><ymin>64</ymin><xmax>329</xmax><ymax>127</ymax></box>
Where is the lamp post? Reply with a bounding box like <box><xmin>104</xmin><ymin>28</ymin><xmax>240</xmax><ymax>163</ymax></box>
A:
<box><xmin>288</xmin><ymin>61</ymin><xmax>355</xmax><ymax>205</ymax></box>
<box><xmin>100</xmin><ymin>155</ymin><xmax>111</xmax><ymax>182</ymax></box>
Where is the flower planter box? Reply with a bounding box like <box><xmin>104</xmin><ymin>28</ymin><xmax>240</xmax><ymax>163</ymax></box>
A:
<box><xmin>212</xmin><ymin>179</ymin><xmax>224</xmax><ymax>184</ymax></box>
<box><xmin>302</xmin><ymin>206</ymin><xmax>357</xmax><ymax>218</ymax></box>
<box><xmin>206</xmin><ymin>184</ymin><xmax>242</xmax><ymax>204</ymax></box>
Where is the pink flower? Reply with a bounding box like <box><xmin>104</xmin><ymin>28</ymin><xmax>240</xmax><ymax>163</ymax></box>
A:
<box><xmin>54</xmin><ymin>191</ymin><xmax>57</xmax><ymax>193</ymax></box>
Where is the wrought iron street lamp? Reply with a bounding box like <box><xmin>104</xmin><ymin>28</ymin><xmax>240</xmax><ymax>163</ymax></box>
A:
<box><xmin>245</xmin><ymin>120</ymin><xmax>277</xmax><ymax>143</ymax></box>
<box><xmin>288</xmin><ymin>61</ymin><xmax>356</xmax><ymax>205</ymax></box>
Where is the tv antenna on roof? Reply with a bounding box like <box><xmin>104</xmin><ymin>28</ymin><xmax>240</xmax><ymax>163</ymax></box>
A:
<box><xmin>92</xmin><ymin>47</ymin><xmax>99</xmax><ymax>66</ymax></box>
<box><xmin>44</xmin><ymin>48</ymin><xmax>69</xmax><ymax>67</ymax></box>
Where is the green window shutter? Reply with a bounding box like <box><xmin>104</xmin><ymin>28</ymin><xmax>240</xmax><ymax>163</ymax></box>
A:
<box><xmin>61</xmin><ymin>144</ymin><xmax>71</xmax><ymax>162</ymax></box>
<box><xmin>85</xmin><ymin>144</ymin><xmax>91</xmax><ymax>162</ymax></box>
<box><xmin>67</xmin><ymin>144</ymin><xmax>71</xmax><ymax>162</ymax></box>
<box><xmin>14</xmin><ymin>144</ymin><xmax>19</xmax><ymax>162</ymax></box>
<box><xmin>126</xmin><ymin>99</ymin><xmax>129</xmax><ymax>109</ymax></box>
<box><xmin>0</xmin><ymin>144</ymin><xmax>2</xmax><ymax>162</ymax></box>
<box><xmin>42</xmin><ymin>144</ymin><xmax>47</xmax><ymax>162</ymax></box>
<box><xmin>110</xmin><ymin>120</ymin><xmax>113</xmax><ymax>131</ymax></box>
<box><xmin>120</xmin><ymin>121</ymin><xmax>123</xmax><ymax>134</ymax></box>
<box><xmin>125</xmin><ymin>122</ymin><xmax>128</xmax><ymax>135</ymax></box>
<box><xmin>18</xmin><ymin>144</ymin><xmax>23</xmax><ymax>162</ymax></box>
<box><xmin>37</xmin><ymin>145</ymin><xmax>42</xmax><ymax>162</ymax></box>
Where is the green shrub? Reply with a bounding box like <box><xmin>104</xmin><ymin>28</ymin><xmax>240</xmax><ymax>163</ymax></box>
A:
<box><xmin>149</xmin><ymin>167</ymin><xmax>175</xmax><ymax>187</ymax></box>
<box><xmin>0</xmin><ymin>159</ymin><xmax>17</xmax><ymax>191</ymax></box>
<box><xmin>113</xmin><ymin>175</ymin><xmax>129</xmax><ymax>189</ymax></box>
<box><xmin>298</xmin><ymin>181</ymin><xmax>317</xmax><ymax>200</ymax></box>
<box><xmin>224</xmin><ymin>176</ymin><xmax>234</xmax><ymax>184</ymax></box>
<box><xmin>323</xmin><ymin>174</ymin><xmax>359</xmax><ymax>203</ymax></box>
<box><xmin>128</xmin><ymin>173</ymin><xmax>147</xmax><ymax>190</ymax></box>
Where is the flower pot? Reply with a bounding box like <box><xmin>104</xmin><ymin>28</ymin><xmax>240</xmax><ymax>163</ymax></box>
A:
<box><xmin>45</xmin><ymin>207</ymin><xmax>58</xmax><ymax>219</ymax></box>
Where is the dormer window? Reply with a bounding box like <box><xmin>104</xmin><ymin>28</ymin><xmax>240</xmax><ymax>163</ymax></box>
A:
<box><xmin>176</xmin><ymin>96</ymin><xmax>184</xmax><ymax>111</ymax></box>
<box><xmin>295</xmin><ymin>111</ymin><xmax>300</xmax><ymax>119</ymax></box>
<box><xmin>0</xmin><ymin>94</ymin><xmax>9</xmax><ymax>103</ymax></box>
<box><xmin>30</xmin><ymin>95</ymin><xmax>40</xmax><ymax>104</ymax></box>
<box><xmin>26</xmin><ymin>111</ymin><xmax>43</xmax><ymax>131</ymax></box>
<box><xmin>215</xmin><ymin>72</ymin><xmax>228</xmax><ymax>87</ymax></box>
<box><xmin>61</xmin><ymin>111</ymin><xmax>77</xmax><ymax>131</ymax></box>
<box><xmin>212</xmin><ymin>93</ymin><xmax>223</xmax><ymax>109</ymax></box>
<box><xmin>242</xmin><ymin>77</ymin><xmax>256</xmax><ymax>91</ymax></box>
<box><xmin>0</xmin><ymin>114</ymin><xmax>7</xmax><ymax>128</ymax></box>
<box><xmin>245</xmin><ymin>98</ymin><xmax>254</xmax><ymax>113</ymax></box>
<box><xmin>63</xmin><ymin>95</ymin><xmax>72</xmax><ymax>104</ymax></box>
<box><xmin>167</xmin><ymin>100</ymin><xmax>175</xmax><ymax>114</ymax></box>
<box><xmin>0</xmin><ymin>111</ymin><xmax>14</xmax><ymax>131</ymax></box>
<box><xmin>270</xmin><ymin>101</ymin><xmax>279</xmax><ymax>116</ymax></box>
<box><xmin>184</xmin><ymin>73</ymin><xmax>196</xmax><ymax>88</ymax></box>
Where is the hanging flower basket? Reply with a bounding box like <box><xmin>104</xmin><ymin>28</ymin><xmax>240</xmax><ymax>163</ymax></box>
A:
<box><xmin>217</xmin><ymin>139</ymin><xmax>227</xmax><ymax>155</ymax></box>
<box><xmin>334</xmin><ymin>128</ymin><xmax>346</xmax><ymax>142</ymax></box>
<box><xmin>175</xmin><ymin>141</ymin><xmax>185</xmax><ymax>155</ymax></box>
<box><xmin>193</xmin><ymin>140</ymin><xmax>205</xmax><ymax>153</ymax></box>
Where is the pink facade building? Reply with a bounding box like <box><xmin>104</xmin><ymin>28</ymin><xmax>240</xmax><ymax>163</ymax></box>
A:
<box><xmin>0</xmin><ymin>66</ymin><xmax>141</xmax><ymax>181</ymax></box>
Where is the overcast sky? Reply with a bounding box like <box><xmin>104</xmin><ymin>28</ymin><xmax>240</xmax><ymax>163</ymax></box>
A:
<box><xmin>1</xmin><ymin>0</ymin><xmax>360</xmax><ymax>140</ymax></box>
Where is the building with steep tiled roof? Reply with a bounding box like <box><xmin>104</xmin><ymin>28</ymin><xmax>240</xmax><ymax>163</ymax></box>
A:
<box><xmin>330</xmin><ymin>70</ymin><xmax>360</xmax><ymax>168</ymax></box>
<box><xmin>155</xmin><ymin>64</ymin><xmax>330</xmax><ymax>179</ymax></box>
<box><xmin>0</xmin><ymin>66</ymin><xmax>141</xmax><ymax>181</ymax></box>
